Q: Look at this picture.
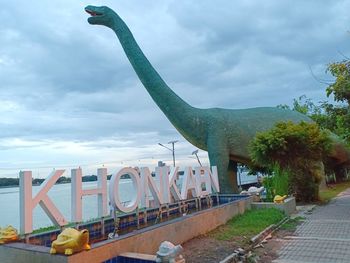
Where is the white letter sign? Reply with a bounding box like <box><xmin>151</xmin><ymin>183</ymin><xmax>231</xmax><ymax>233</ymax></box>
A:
<box><xmin>71</xmin><ymin>168</ymin><xmax>108</xmax><ymax>222</ymax></box>
<box><xmin>109</xmin><ymin>167</ymin><xmax>141</xmax><ymax>213</ymax></box>
<box><xmin>180</xmin><ymin>167</ymin><xmax>198</xmax><ymax>200</ymax></box>
<box><xmin>19</xmin><ymin>170</ymin><xmax>68</xmax><ymax>234</ymax></box>
<box><xmin>194</xmin><ymin>167</ymin><xmax>212</xmax><ymax>196</ymax></box>
<box><xmin>19</xmin><ymin>165</ymin><xmax>220</xmax><ymax>233</ymax></box>
<box><xmin>140</xmin><ymin>167</ymin><xmax>164</xmax><ymax>208</ymax></box>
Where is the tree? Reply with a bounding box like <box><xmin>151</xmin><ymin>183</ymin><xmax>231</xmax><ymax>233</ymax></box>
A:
<box><xmin>249</xmin><ymin>121</ymin><xmax>332</xmax><ymax>202</ymax></box>
<box><xmin>325</xmin><ymin>60</ymin><xmax>350</xmax><ymax>144</ymax></box>
<box><xmin>0</xmin><ymin>178</ymin><xmax>19</xmax><ymax>187</ymax></box>
<box><xmin>327</xmin><ymin>60</ymin><xmax>350</xmax><ymax>104</ymax></box>
<box><xmin>278</xmin><ymin>94</ymin><xmax>350</xmax><ymax>146</ymax></box>
<box><xmin>273</xmin><ymin>57</ymin><xmax>350</xmax><ymax>184</ymax></box>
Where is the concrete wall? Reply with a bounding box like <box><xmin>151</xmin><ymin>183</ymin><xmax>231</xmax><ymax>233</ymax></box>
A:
<box><xmin>0</xmin><ymin>243</ymin><xmax>67</xmax><ymax>263</ymax></box>
<box><xmin>251</xmin><ymin>197</ymin><xmax>296</xmax><ymax>216</ymax></box>
<box><xmin>0</xmin><ymin>197</ymin><xmax>252</xmax><ymax>263</ymax></box>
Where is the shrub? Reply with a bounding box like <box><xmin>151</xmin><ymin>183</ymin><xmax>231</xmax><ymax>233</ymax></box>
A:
<box><xmin>249</xmin><ymin>121</ymin><xmax>331</xmax><ymax>202</ymax></box>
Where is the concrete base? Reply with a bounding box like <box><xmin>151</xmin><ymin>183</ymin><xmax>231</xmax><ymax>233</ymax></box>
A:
<box><xmin>119</xmin><ymin>252</ymin><xmax>156</xmax><ymax>261</ymax></box>
<box><xmin>251</xmin><ymin>197</ymin><xmax>296</xmax><ymax>216</ymax></box>
<box><xmin>0</xmin><ymin>196</ymin><xmax>253</xmax><ymax>263</ymax></box>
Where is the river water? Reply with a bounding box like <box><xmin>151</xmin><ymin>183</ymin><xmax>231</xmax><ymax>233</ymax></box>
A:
<box><xmin>0</xmin><ymin>180</ymin><xmax>135</xmax><ymax>230</ymax></box>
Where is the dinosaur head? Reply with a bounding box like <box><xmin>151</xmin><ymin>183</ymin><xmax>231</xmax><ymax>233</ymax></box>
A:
<box><xmin>78</xmin><ymin>229</ymin><xmax>89</xmax><ymax>246</ymax></box>
<box><xmin>85</xmin><ymin>5</ymin><xmax>115</xmax><ymax>27</ymax></box>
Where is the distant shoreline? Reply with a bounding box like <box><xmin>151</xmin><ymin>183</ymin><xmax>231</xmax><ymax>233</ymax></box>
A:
<box><xmin>0</xmin><ymin>174</ymin><xmax>106</xmax><ymax>189</ymax></box>
<box><xmin>0</xmin><ymin>175</ymin><xmax>129</xmax><ymax>189</ymax></box>
<box><xmin>0</xmin><ymin>181</ymin><xmax>71</xmax><ymax>189</ymax></box>
<box><xmin>0</xmin><ymin>184</ymin><xmax>20</xmax><ymax>189</ymax></box>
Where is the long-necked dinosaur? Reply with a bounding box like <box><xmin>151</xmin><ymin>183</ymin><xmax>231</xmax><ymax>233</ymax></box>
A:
<box><xmin>85</xmin><ymin>5</ymin><xmax>350</xmax><ymax>193</ymax></box>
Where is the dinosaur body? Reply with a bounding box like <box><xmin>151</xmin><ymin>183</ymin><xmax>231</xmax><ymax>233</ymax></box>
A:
<box><xmin>85</xmin><ymin>6</ymin><xmax>350</xmax><ymax>193</ymax></box>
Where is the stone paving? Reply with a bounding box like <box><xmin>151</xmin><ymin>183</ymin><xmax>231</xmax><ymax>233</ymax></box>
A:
<box><xmin>273</xmin><ymin>188</ymin><xmax>350</xmax><ymax>263</ymax></box>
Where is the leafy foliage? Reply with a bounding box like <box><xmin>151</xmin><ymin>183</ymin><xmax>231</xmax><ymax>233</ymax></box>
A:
<box><xmin>281</xmin><ymin>60</ymin><xmax>350</xmax><ymax>146</ymax></box>
<box><xmin>0</xmin><ymin>175</ymin><xmax>104</xmax><ymax>188</ymax></box>
<box><xmin>271</xmin><ymin>165</ymin><xmax>290</xmax><ymax>196</ymax></box>
<box><xmin>0</xmin><ymin>178</ymin><xmax>19</xmax><ymax>187</ymax></box>
<box><xmin>262</xmin><ymin>176</ymin><xmax>274</xmax><ymax>202</ymax></box>
<box><xmin>327</xmin><ymin>60</ymin><xmax>350</xmax><ymax>104</ymax></box>
<box><xmin>274</xmin><ymin>57</ymin><xmax>350</xmax><ymax>185</ymax></box>
<box><xmin>319</xmin><ymin>180</ymin><xmax>350</xmax><ymax>203</ymax></box>
<box><xmin>250</xmin><ymin>121</ymin><xmax>331</xmax><ymax>167</ymax></box>
<box><xmin>249</xmin><ymin>121</ymin><xmax>332</xmax><ymax>201</ymax></box>
<box><xmin>278</xmin><ymin>95</ymin><xmax>350</xmax><ymax>146</ymax></box>
<box><xmin>261</xmin><ymin>165</ymin><xmax>290</xmax><ymax>202</ymax></box>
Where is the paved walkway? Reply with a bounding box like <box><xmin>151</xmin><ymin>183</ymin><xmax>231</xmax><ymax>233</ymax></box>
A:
<box><xmin>273</xmin><ymin>188</ymin><xmax>350</xmax><ymax>263</ymax></box>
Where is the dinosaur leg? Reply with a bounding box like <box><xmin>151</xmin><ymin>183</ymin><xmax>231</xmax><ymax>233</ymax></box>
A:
<box><xmin>64</xmin><ymin>248</ymin><xmax>73</xmax><ymax>255</ymax></box>
<box><xmin>84</xmin><ymin>244</ymin><xmax>91</xmax><ymax>250</ymax></box>
<box><xmin>316</xmin><ymin>161</ymin><xmax>327</xmax><ymax>190</ymax></box>
<box><xmin>207</xmin><ymin>137</ymin><xmax>239</xmax><ymax>194</ymax></box>
<box><xmin>228</xmin><ymin>160</ymin><xmax>239</xmax><ymax>193</ymax></box>
<box><xmin>311</xmin><ymin>160</ymin><xmax>326</xmax><ymax>198</ymax></box>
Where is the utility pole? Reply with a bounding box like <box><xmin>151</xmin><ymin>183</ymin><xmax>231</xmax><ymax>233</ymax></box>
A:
<box><xmin>158</xmin><ymin>140</ymin><xmax>178</xmax><ymax>167</ymax></box>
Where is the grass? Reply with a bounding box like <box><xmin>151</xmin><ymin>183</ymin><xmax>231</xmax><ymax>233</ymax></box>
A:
<box><xmin>31</xmin><ymin>221</ymin><xmax>80</xmax><ymax>234</ymax></box>
<box><xmin>280</xmin><ymin>216</ymin><xmax>305</xmax><ymax>231</ymax></box>
<box><xmin>212</xmin><ymin>208</ymin><xmax>285</xmax><ymax>242</ymax></box>
<box><xmin>31</xmin><ymin>225</ymin><xmax>60</xmax><ymax>234</ymax></box>
<box><xmin>319</xmin><ymin>180</ymin><xmax>350</xmax><ymax>203</ymax></box>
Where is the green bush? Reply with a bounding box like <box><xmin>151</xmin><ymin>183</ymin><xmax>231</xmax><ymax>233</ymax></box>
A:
<box><xmin>249</xmin><ymin>121</ymin><xmax>331</xmax><ymax>202</ymax></box>
<box><xmin>262</xmin><ymin>175</ymin><xmax>274</xmax><ymax>202</ymax></box>
<box><xmin>272</xmin><ymin>164</ymin><xmax>290</xmax><ymax>196</ymax></box>
<box><xmin>261</xmin><ymin>165</ymin><xmax>290</xmax><ymax>201</ymax></box>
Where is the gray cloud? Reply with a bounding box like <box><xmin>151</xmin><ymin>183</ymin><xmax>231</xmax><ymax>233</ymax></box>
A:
<box><xmin>0</xmin><ymin>0</ymin><xmax>349</xmax><ymax>174</ymax></box>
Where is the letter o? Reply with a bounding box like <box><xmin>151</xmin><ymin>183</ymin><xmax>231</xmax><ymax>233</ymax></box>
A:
<box><xmin>109</xmin><ymin>167</ymin><xmax>141</xmax><ymax>213</ymax></box>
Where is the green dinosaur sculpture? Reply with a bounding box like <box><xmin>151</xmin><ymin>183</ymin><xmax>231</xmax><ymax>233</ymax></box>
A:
<box><xmin>85</xmin><ymin>5</ymin><xmax>350</xmax><ymax>193</ymax></box>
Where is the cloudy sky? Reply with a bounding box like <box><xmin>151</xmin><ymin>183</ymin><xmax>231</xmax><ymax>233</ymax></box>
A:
<box><xmin>0</xmin><ymin>0</ymin><xmax>349</xmax><ymax>178</ymax></box>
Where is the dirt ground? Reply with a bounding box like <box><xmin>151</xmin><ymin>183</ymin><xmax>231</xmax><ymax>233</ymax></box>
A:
<box><xmin>181</xmin><ymin>229</ymin><xmax>293</xmax><ymax>263</ymax></box>
<box><xmin>252</xmin><ymin>230</ymin><xmax>292</xmax><ymax>263</ymax></box>
<box><xmin>181</xmin><ymin>234</ymin><xmax>240</xmax><ymax>263</ymax></box>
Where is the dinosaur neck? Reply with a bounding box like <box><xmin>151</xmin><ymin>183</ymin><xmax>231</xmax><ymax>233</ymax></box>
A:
<box><xmin>108</xmin><ymin>14</ymin><xmax>204</xmax><ymax>139</ymax></box>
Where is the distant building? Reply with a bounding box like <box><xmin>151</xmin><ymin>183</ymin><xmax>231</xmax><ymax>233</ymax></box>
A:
<box><xmin>157</xmin><ymin>161</ymin><xmax>166</xmax><ymax>167</ymax></box>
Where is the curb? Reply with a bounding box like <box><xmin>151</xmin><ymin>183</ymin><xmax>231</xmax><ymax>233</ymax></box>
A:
<box><xmin>219</xmin><ymin>217</ymin><xmax>290</xmax><ymax>263</ymax></box>
<box><xmin>219</xmin><ymin>252</ymin><xmax>239</xmax><ymax>263</ymax></box>
<box><xmin>250</xmin><ymin>216</ymin><xmax>289</xmax><ymax>245</ymax></box>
